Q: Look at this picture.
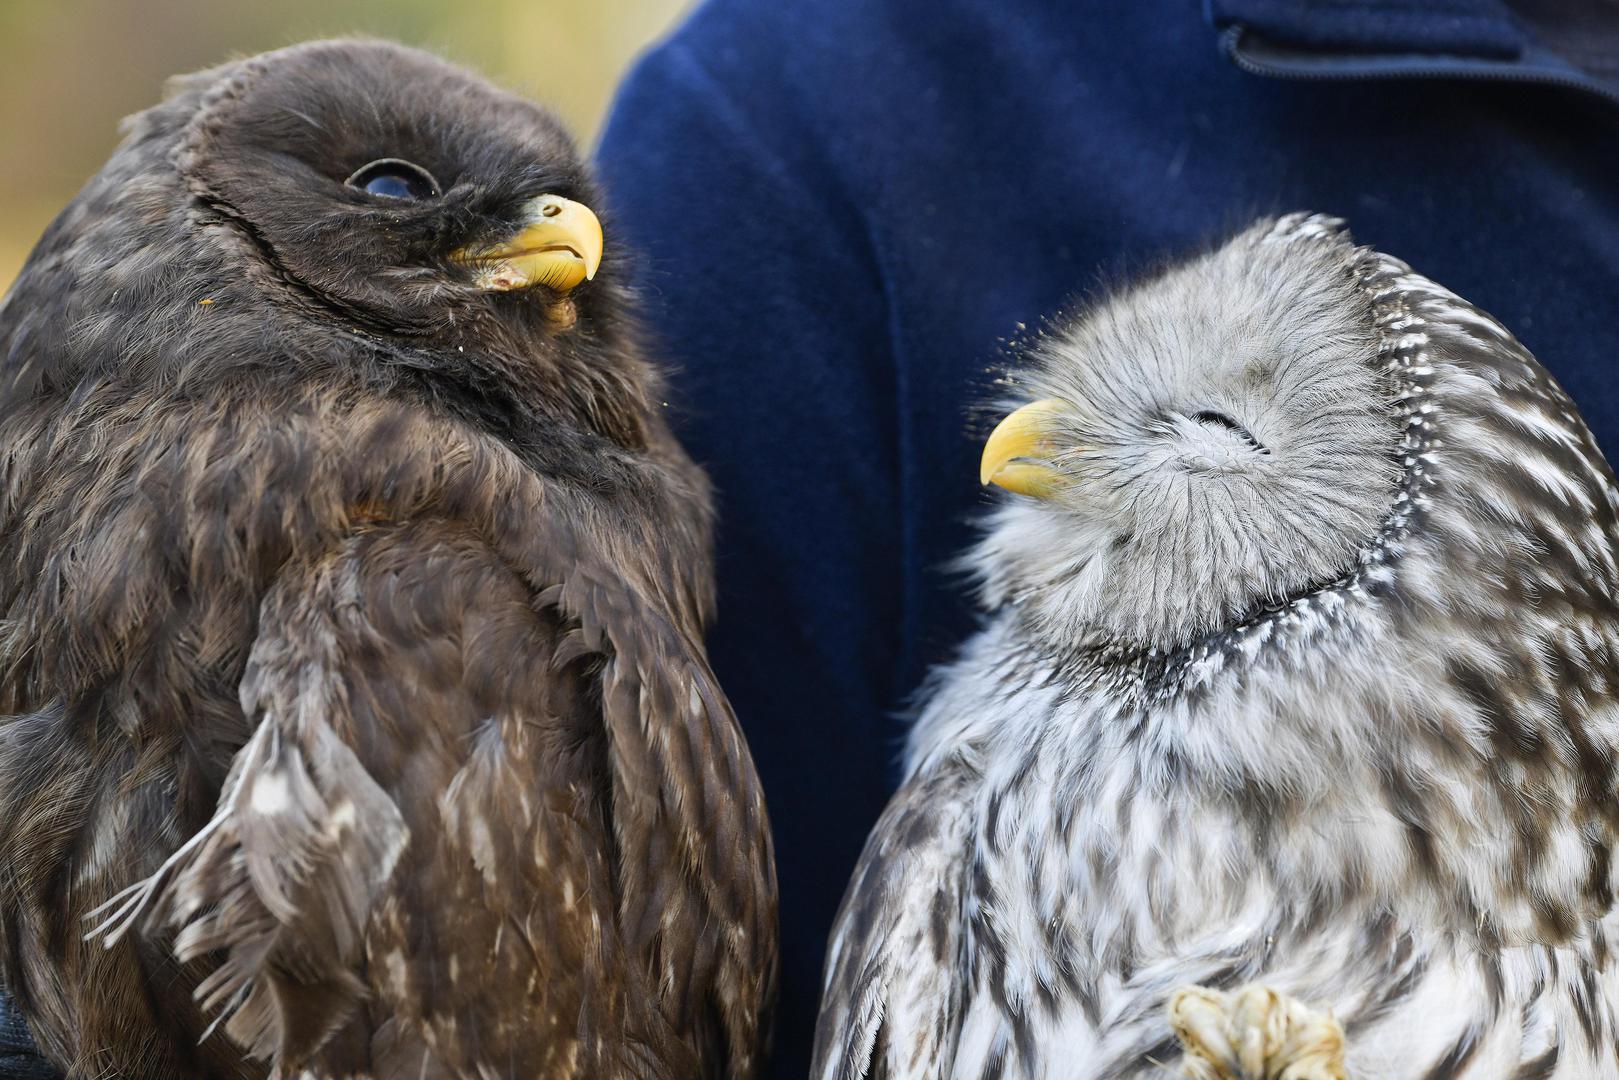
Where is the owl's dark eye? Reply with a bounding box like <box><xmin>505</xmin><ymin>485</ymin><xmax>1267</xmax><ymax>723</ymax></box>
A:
<box><xmin>345</xmin><ymin>158</ymin><xmax>441</xmax><ymax>201</ymax></box>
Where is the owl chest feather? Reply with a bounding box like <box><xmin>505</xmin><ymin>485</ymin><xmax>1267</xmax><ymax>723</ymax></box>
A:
<box><xmin>907</xmin><ymin>621</ymin><xmax>1619</xmax><ymax>1078</ymax></box>
<box><xmin>911</xmin><ymin>615</ymin><xmax>1619</xmax><ymax>1000</ymax></box>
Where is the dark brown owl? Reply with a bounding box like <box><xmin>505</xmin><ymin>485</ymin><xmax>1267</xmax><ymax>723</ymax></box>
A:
<box><xmin>0</xmin><ymin>39</ymin><xmax>776</xmax><ymax>1080</ymax></box>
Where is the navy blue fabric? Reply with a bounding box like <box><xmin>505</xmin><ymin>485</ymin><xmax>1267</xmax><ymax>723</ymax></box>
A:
<box><xmin>1209</xmin><ymin>0</ymin><xmax>1523</xmax><ymax>56</ymax></box>
<box><xmin>0</xmin><ymin>999</ymin><xmax>51</xmax><ymax>1080</ymax></box>
<box><xmin>595</xmin><ymin>1</ymin><xmax>1619</xmax><ymax>1075</ymax></box>
<box><xmin>1222</xmin><ymin>25</ymin><xmax>1619</xmax><ymax>102</ymax></box>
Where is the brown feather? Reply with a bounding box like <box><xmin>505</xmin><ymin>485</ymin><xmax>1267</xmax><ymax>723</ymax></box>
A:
<box><xmin>0</xmin><ymin>38</ymin><xmax>777</xmax><ymax>1080</ymax></box>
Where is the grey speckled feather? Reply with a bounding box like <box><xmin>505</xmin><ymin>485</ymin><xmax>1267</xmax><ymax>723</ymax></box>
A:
<box><xmin>813</xmin><ymin>215</ymin><xmax>1619</xmax><ymax>1079</ymax></box>
<box><xmin>0</xmin><ymin>39</ymin><xmax>776</xmax><ymax>1080</ymax></box>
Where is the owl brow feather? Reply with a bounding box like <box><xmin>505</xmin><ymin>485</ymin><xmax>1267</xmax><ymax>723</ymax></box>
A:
<box><xmin>278</xmin><ymin>106</ymin><xmax>327</xmax><ymax>134</ymax></box>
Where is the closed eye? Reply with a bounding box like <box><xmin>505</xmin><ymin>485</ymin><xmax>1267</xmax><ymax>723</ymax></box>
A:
<box><xmin>1191</xmin><ymin>410</ymin><xmax>1269</xmax><ymax>454</ymax></box>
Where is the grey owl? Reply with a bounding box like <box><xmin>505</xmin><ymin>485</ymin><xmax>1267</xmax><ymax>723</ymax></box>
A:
<box><xmin>811</xmin><ymin>214</ymin><xmax>1619</xmax><ymax>1079</ymax></box>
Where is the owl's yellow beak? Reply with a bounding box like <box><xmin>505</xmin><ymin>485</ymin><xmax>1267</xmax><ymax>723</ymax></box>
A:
<box><xmin>980</xmin><ymin>399</ymin><xmax>1068</xmax><ymax>498</ymax></box>
<box><xmin>454</xmin><ymin>195</ymin><xmax>603</xmax><ymax>293</ymax></box>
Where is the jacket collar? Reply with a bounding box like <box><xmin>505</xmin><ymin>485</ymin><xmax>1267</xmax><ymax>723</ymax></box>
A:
<box><xmin>1207</xmin><ymin>0</ymin><xmax>1619</xmax><ymax>107</ymax></box>
<box><xmin>1208</xmin><ymin>0</ymin><xmax>1522</xmax><ymax>57</ymax></box>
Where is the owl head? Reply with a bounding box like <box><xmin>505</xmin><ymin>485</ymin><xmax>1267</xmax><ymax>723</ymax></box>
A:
<box><xmin>0</xmin><ymin>40</ymin><xmax>655</xmax><ymax>448</ymax></box>
<box><xmin>975</xmin><ymin>216</ymin><xmax>1401</xmax><ymax>652</ymax></box>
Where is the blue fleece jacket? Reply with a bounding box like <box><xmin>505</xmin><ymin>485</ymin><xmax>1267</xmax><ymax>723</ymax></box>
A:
<box><xmin>593</xmin><ymin>1</ymin><xmax>1619</xmax><ymax>1074</ymax></box>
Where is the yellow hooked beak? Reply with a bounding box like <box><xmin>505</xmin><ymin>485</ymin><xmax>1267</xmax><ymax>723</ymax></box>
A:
<box><xmin>454</xmin><ymin>194</ymin><xmax>604</xmax><ymax>293</ymax></box>
<box><xmin>980</xmin><ymin>398</ymin><xmax>1068</xmax><ymax>498</ymax></box>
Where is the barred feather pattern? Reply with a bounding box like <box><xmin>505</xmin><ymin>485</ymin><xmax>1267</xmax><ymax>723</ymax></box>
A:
<box><xmin>813</xmin><ymin>216</ymin><xmax>1619</xmax><ymax>1079</ymax></box>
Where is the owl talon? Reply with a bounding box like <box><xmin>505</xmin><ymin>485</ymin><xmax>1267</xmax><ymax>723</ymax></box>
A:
<box><xmin>1168</xmin><ymin>984</ymin><xmax>1349</xmax><ymax>1080</ymax></box>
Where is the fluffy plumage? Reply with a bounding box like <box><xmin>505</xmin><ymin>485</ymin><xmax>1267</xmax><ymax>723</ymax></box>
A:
<box><xmin>813</xmin><ymin>215</ymin><xmax>1619</xmax><ymax>1078</ymax></box>
<box><xmin>0</xmin><ymin>39</ymin><xmax>776</xmax><ymax>1079</ymax></box>
<box><xmin>977</xmin><ymin>220</ymin><xmax>1397</xmax><ymax>650</ymax></box>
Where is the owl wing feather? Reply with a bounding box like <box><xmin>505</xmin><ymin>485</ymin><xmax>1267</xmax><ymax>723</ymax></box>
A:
<box><xmin>90</xmin><ymin>509</ymin><xmax>773</xmax><ymax>1079</ymax></box>
<box><xmin>811</xmin><ymin>765</ymin><xmax>974</xmax><ymax>1080</ymax></box>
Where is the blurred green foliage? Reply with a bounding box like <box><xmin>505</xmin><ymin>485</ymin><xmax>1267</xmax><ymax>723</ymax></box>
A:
<box><xmin>0</xmin><ymin>0</ymin><xmax>691</xmax><ymax>290</ymax></box>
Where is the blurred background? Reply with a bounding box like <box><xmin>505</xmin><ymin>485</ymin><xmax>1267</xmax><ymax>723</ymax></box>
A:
<box><xmin>0</xmin><ymin>0</ymin><xmax>692</xmax><ymax>290</ymax></box>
